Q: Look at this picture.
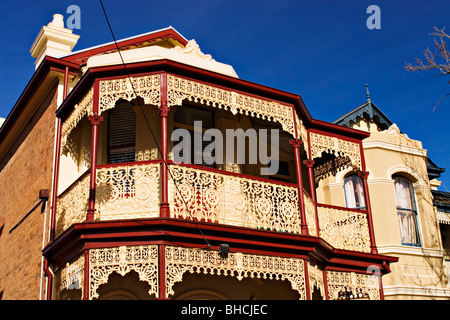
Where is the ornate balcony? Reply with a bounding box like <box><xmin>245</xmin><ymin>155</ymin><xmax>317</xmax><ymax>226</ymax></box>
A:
<box><xmin>316</xmin><ymin>204</ymin><xmax>371</xmax><ymax>253</ymax></box>
<box><xmin>95</xmin><ymin>162</ymin><xmax>161</xmax><ymax>221</ymax></box>
<box><xmin>168</xmin><ymin>163</ymin><xmax>301</xmax><ymax>233</ymax></box>
<box><xmin>45</xmin><ymin>65</ymin><xmax>396</xmax><ymax>301</ymax></box>
<box><xmin>55</xmin><ymin>160</ymin><xmax>373</xmax><ymax>254</ymax></box>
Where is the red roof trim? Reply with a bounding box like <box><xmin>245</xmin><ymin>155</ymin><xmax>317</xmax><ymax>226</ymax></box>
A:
<box><xmin>56</xmin><ymin>59</ymin><xmax>367</xmax><ymax>140</ymax></box>
<box><xmin>61</xmin><ymin>28</ymin><xmax>189</xmax><ymax>65</ymax></box>
<box><xmin>42</xmin><ymin>218</ymin><xmax>397</xmax><ymax>273</ymax></box>
<box><xmin>0</xmin><ymin>57</ymin><xmax>79</xmax><ymax>146</ymax></box>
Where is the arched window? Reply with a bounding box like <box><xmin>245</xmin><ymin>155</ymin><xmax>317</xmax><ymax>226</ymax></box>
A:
<box><xmin>108</xmin><ymin>101</ymin><xmax>136</xmax><ymax>164</ymax></box>
<box><xmin>393</xmin><ymin>175</ymin><xmax>420</xmax><ymax>246</ymax></box>
<box><xmin>344</xmin><ymin>174</ymin><xmax>366</xmax><ymax>209</ymax></box>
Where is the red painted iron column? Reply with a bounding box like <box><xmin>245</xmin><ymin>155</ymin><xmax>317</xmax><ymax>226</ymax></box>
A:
<box><xmin>157</xmin><ymin>244</ymin><xmax>170</xmax><ymax>299</ymax></box>
<box><xmin>358</xmin><ymin>170</ymin><xmax>378</xmax><ymax>254</ymax></box>
<box><xmin>303</xmin><ymin>159</ymin><xmax>320</xmax><ymax>237</ymax></box>
<box><xmin>289</xmin><ymin>138</ymin><xmax>309</xmax><ymax>235</ymax></box>
<box><xmin>159</xmin><ymin>73</ymin><xmax>170</xmax><ymax>218</ymax></box>
<box><xmin>86</xmin><ymin>80</ymin><xmax>102</xmax><ymax>221</ymax></box>
<box><xmin>86</xmin><ymin>115</ymin><xmax>103</xmax><ymax>221</ymax></box>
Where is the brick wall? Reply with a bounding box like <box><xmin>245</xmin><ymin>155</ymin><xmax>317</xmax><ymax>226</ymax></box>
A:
<box><xmin>0</xmin><ymin>84</ymin><xmax>58</xmax><ymax>300</ymax></box>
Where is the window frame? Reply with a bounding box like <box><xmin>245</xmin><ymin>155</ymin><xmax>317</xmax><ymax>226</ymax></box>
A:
<box><xmin>392</xmin><ymin>174</ymin><xmax>421</xmax><ymax>247</ymax></box>
<box><xmin>343</xmin><ymin>173</ymin><xmax>366</xmax><ymax>210</ymax></box>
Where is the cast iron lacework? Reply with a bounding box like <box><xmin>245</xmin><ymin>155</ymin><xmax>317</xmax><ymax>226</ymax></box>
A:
<box><xmin>95</xmin><ymin>163</ymin><xmax>160</xmax><ymax>221</ymax></box>
<box><xmin>89</xmin><ymin>245</ymin><xmax>159</xmax><ymax>300</ymax></box>
<box><xmin>166</xmin><ymin>75</ymin><xmax>296</xmax><ymax>137</ymax></box>
<box><xmin>168</xmin><ymin>164</ymin><xmax>301</xmax><ymax>233</ymax></box>
<box><xmin>303</xmin><ymin>193</ymin><xmax>317</xmax><ymax>236</ymax></box>
<box><xmin>327</xmin><ymin>270</ymin><xmax>380</xmax><ymax>300</ymax></box>
<box><xmin>307</xmin><ymin>262</ymin><xmax>325</xmax><ymax>300</ymax></box>
<box><xmin>61</xmin><ymin>87</ymin><xmax>93</xmax><ymax>148</ymax></box>
<box><xmin>98</xmin><ymin>74</ymin><xmax>161</xmax><ymax>115</ymax></box>
<box><xmin>309</xmin><ymin>132</ymin><xmax>361</xmax><ymax>171</ymax></box>
<box><xmin>55</xmin><ymin>173</ymin><xmax>90</xmax><ymax>237</ymax></box>
<box><xmin>313</xmin><ymin>155</ymin><xmax>353</xmax><ymax>186</ymax></box>
<box><xmin>135</xmin><ymin>148</ymin><xmax>158</xmax><ymax>161</ymax></box>
<box><xmin>165</xmin><ymin>246</ymin><xmax>306</xmax><ymax>299</ymax></box>
<box><xmin>294</xmin><ymin>112</ymin><xmax>309</xmax><ymax>154</ymax></box>
<box><xmin>55</xmin><ymin>254</ymin><xmax>85</xmax><ymax>299</ymax></box>
<box><xmin>317</xmin><ymin>206</ymin><xmax>371</xmax><ymax>253</ymax></box>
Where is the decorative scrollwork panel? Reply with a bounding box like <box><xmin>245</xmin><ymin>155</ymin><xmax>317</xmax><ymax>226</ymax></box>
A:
<box><xmin>89</xmin><ymin>245</ymin><xmax>159</xmax><ymax>300</ymax></box>
<box><xmin>327</xmin><ymin>270</ymin><xmax>380</xmax><ymax>300</ymax></box>
<box><xmin>317</xmin><ymin>206</ymin><xmax>371</xmax><ymax>253</ymax></box>
<box><xmin>167</xmin><ymin>75</ymin><xmax>296</xmax><ymax>136</ymax></box>
<box><xmin>294</xmin><ymin>112</ymin><xmax>309</xmax><ymax>154</ymax></box>
<box><xmin>54</xmin><ymin>254</ymin><xmax>85</xmax><ymax>300</ymax></box>
<box><xmin>98</xmin><ymin>74</ymin><xmax>161</xmax><ymax>115</ymax></box>
<box><xmin>309</xmin><ymin>132</ymin><xmax>361</xmax><ymax>170</ymax></box>
<box><xmin>165</xmin><ymin>246</ymin><xmax>306</xmax><ymax>299</ymax></box>
<box><xmin>308</xmin><ymin>262</ymin><xmax>325</xmax><ymax>300</ymax></box>
<box><xmin>304</xmin><ymin>193</ymin><xmax>317</xmax><ymax>236</ymax></box>
<box><xmin>61</xmin><ymin>87</ymin><xmax>94</xmax><ymax>148</ymax></box>
<box><xmin>55</xmin><ymin>173</ymin><xmax>90</xmax><ymax>237</ymax></box>
<box><xmin>95</xmin><ymin>163</ymin><xmax>160</xmax><ymax>221</ymax></box>
<box><xmin>168</xmin><ymin>164</ymin><xmax>302</xmax><ymax>234</ymax></box>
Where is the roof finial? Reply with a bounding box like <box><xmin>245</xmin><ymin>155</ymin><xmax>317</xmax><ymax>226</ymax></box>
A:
<box><xmin>365</xmin><ymin>84</ymin><xmax>371</xmax><ymax>103</ymax></box>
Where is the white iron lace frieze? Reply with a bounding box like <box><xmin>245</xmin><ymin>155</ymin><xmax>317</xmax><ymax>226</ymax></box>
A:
<box><xmin>165</xmin><ymin>246</ymin><xmax>306</xmax><ymax>299</ymax></box>
<box><xmin>54</xmin><ymin>254</ymin><xmax>85</xmax><ymax>299</ymax></box>
<box><xmin>55</xmin><ymin>173</ymin><xmax>90</xmax><ymax>237</ymax></box>
<box><xmin>168</xmin><ymin>164</ymin><xmax>301</xmax><ymax>234</ymax></box>
<box><xmin>61</xmin><ymin>87</ymin><xmax>94</xmax><ymax>148</ymax></box>
<box><xmin>135</xmin><ymin>148</ymin><xmax>159</xmax><ymax>161</ymax></box>
<box><xmin>98</xmin><ymin>74</ymin><xmax>161</xmax><ymax>115</ymax></box>
<box><xmin>309</xmin><ymin>132</ymin><xmax>361</xmax><ymax>171</ymax></box>
<box><xmin>95</xmin><ymin>163</ymin><xmax>160</xmax><ymax>221</ymax></box>
<box><xmin>307</xmin><ymin>262</ymin><xmax>325</xmax><ymax>300</ymax></box>
<box><xmin>313</xmin><ymin>155</ymin><xmax>353</xmax><ymax>186</ymax></box>
<box><xmin>317</xmin><ymin>206</ymin><xmax>371</xmax><ymax>253</ymax></box>
<box><xmin>438</xmin><ymin>210</ymin><xmax>450</xmax><ymax>225</ymax></box>
<box><xmin>89</xmin><ymin>245</ymin><xmax>159</xmax><ymax>300</ymax></box>
<box><xmin>166</xmin><ymin>75</ymin><xmax>296</xmax><ymax>136</ymax></box>
<box><xmin>327</xmin><ymin>270</ymin><xmax>380</xmax><ymax>300</ymax></box>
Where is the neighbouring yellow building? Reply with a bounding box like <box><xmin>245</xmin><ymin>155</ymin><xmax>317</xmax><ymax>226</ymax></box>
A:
<box><xmin>328</xmin><ymin>87</ymin><xmax>450</xmax><ymax>299</ymax></box>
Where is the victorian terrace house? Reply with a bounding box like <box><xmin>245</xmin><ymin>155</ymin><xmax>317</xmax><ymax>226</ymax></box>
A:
<box><xmin>0</xmin><ymin>14</ymin><xmax>397</xmax><ymax>300</ymax></box>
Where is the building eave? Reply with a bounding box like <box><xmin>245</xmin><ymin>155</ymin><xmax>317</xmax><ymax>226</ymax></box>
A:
<box><xmin>56</xmin><ymin>58</ymin><xmax>369</xmax><ymax>141</ymax></box>
<box><xmin>60</xmin><ymin>26</ymin><xmax>189</xmax><ymax>65</ymax></box>
<box><xmin>0</xmin><ymin>56</ymin><xmax>79</xmax><ymax>148</ymax></box>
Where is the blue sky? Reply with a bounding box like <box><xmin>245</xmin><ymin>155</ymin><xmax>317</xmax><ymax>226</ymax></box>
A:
<box><xmin>1</xmin><ymin>0</ymin><xmax>449</xmax><ymax>189</ymax></box>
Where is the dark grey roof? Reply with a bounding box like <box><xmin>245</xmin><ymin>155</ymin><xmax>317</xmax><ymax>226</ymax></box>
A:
<box><xmin>334</xmin><ymin>84</ymin><xmax>446</xmax><ymax>182</ymax></box>
<box><xmin>432</xmin><ymin>190</ymin><xmax>450</xmax><ymax>213</ymax></box>
<box><xmin>427</xmin><ymin>157</ymin><xmax>446</xmax><ymax>180</ymax></box>
<box><xmin>333</xmin><ymin>101</ymin><xmax>393</xmax><ymax>130</ymax></box>
<box><xmin>333</xmin><ymin>84</ymin><xmax>393</xmax><ymax>130</ymax></box>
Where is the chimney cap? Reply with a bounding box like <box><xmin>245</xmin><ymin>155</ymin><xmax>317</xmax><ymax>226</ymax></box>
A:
<box><xmin>48</xmin><ymin>14</ymin><xmax>65</xmax><ymax>28</ymax></box>
<box><xmin>30</xmin><ymin>13</ymin><xmax>80</xmax><ymax>69</ymax></box>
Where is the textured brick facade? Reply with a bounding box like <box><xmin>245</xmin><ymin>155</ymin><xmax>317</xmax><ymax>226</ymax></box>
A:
<box><xmin>0</xmin><ymin>84</ymin><xmax>58</xmax><ymax>299</ymax></box>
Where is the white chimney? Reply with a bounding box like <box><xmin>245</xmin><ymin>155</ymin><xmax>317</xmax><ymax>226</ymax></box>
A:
<box><xmin>30</xmin><ymin>14</ymin><xmax>80</xmax><ymax>69</ymax></box>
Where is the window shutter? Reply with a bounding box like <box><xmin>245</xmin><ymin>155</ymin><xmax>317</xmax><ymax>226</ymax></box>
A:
<box><xmin>108</xmin><ymin>102</ymin><xmax>136</xmax><ymax>163</ymax></box>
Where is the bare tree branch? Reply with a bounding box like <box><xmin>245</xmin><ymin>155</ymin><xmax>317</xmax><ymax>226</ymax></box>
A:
<box><xmin>405</xmin><ymin>26</ymin><xmax>450</xmax><ymax>75</ymax></box>
<box><xmin>405</xmin><ymin>26</ymin><xmax>450</xmax><ymax>110</ymax></box>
